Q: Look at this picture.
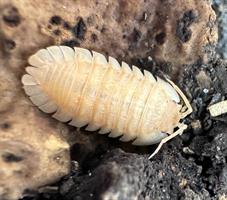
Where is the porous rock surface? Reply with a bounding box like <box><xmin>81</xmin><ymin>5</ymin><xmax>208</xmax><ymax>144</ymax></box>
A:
<box><xmin>0</xmin><ymin>101</ymin><xmax>70</xmax><ymax>200</ymax></box>
<box><xmin>0</xmin><ymin>4</ymin><xmax>71</xmax><ymax>197</ymax></box>
<box><xmin>59</xmin><ymin>148</ymin><xmax>204</xmax><ymax>200</ymax></box>
<box><xmin>0</xmin><ymin>0</ymin><xmax>217</xmax><ymax>75</ymax></box>
<box><xmin>0</xmin><ymin>57</ymin><xmax>70</xmax><ymax>199</ymax></box>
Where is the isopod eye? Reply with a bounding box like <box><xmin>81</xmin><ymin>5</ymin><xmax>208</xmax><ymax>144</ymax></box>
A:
<box><xmin>157</xmin><ymin>78</ymin><xmax>180</xmax><ymax>103</ymax></box>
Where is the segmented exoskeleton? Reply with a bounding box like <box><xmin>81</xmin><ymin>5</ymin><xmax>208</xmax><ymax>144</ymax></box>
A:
<box><xmin>22</xmin><ymin>46</ymin><xmax>192</xmax><ymax>158</ymax></box>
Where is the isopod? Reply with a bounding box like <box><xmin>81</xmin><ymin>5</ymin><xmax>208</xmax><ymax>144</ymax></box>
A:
<box><xmin>21</xmin><ymin>46</ymin><xmax>192</xmax><ymax>158</ymax></box>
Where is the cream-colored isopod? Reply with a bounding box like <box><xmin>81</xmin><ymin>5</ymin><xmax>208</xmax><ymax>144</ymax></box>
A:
<box><xmin>21</xmin><ymin>46</ymin><xmax>192</xmax><ymax>159</ymax></box>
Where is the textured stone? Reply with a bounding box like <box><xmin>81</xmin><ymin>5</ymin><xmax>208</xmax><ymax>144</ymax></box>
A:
<box><xmin>0</xmin><ymin>0</ymin><xmax>217</xmax><ymax>76</ymax></box>
<box><xmin>0</xmin><ymin>66</ymin><xmax>17</xmax><ymax>113</ymax></box>
<box><xmin>212</xmin><ymin>0</ymin><xmax>227</xmax><ymax>60</ymax></box>
<box><xmin>60</xmin><ymin>148</ymin><xmax>204</xmax><ymax>200</ymax></box>
<box><xmin>0</xmin><ymin>102</ymin><xmax>70</xmax><ymax>200</ymax></box>
<box><xmin>0</xmin><ymin>24</ymin><xmax>70</xmax><ymax>199</ymax></box>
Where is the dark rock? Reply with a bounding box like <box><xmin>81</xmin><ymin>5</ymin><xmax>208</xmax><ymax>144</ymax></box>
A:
<box><xmin>184</xmin><ymin>188</ymin><xmax>210</xmax><ymax>200</ymax></box>
<box><xmin>215</xmin><ymin>64</ymin><xmax>227</xmax><ymax>95</ymax></box>
<box><xmin>202</xmin><ymin>123</ymin><xmax>227</xmax><ymax>165</ymax></box>
<box><xmin>59</xmin><ymin>148</ymin><xmax>204</xmax><ymax>200</ymax></box>
<box><xmin>212</xmin><ymin>0</ymin><xmax>227</xmax><ymax>59</ymax></box>
<box><xmin>219</xmin><ymin>166</ymin><xmax>227</xmax><ymax>194</ymax></box>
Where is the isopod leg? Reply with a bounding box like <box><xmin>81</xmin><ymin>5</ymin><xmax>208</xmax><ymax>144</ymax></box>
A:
<box><xmin>148</xmin><ymin>123</ymin><xmax>187</xmax><ymax>159</ymax></box>
<box><xmin>166</xmin><ymin>78</ymin><xmax>192</xmax><ymax>119</ymax></box>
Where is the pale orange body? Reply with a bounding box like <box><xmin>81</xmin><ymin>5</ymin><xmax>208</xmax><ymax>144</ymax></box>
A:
<box><xmin>22</xmin><ymin>46</ymin><xmax>192</xmax><ymax>156</ymax></box>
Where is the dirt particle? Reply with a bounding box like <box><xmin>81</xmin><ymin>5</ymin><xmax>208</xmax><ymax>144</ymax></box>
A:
<box><xmin>72</xmin><ymin>17</ymin><xmax>87</xmax><ymax>40</ymax></box>
<box><xmin>2</xmin><ymin>6</ymin><xmax>21</xmax><ymax>27</ymax></box>
<box><xmin>49</xmin><ymin>15</ymin><xmax>62</xmax><ymax>25</ymax></box>
<box><xmin>176</xmin><ymin>10</ymin><xmax>198</xmax><ymax>43</ymax></box>
<box><xmin>2</xmin><ymin>152</ymin><xmax>23</xmax><ymax>163</ymax></box>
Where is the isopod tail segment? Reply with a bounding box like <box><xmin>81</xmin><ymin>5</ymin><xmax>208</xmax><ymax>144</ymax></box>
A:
<box><xmin>148</xmin><ymin>79</ymin><xmax>193</xmax><ymax>159</ymax></box>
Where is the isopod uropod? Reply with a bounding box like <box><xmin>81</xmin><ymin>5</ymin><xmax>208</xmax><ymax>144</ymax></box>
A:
<box><xmin>21</xmin><ymin>46</ymin><xmax>192</xmax><ymax>158</ymax></box>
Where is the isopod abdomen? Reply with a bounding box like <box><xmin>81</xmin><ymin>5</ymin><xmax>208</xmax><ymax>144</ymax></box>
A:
<box><xmin>22</xmin><ymin>46</ymin><xmax>192</xmax><ymax>158</ymax></box>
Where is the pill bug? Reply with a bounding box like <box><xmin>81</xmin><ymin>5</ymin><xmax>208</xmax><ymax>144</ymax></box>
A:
<box><xmin>21</xmin><ymin>46</ymin><xmax>192</xmax><ymax>158</ymax></box>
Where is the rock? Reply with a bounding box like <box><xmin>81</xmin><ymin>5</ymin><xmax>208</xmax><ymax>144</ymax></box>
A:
<box><xmin>215</xmin><ymin>64</ymin><xmax>227</xmax><ymax>94</ymax></box>
<box><xmin>0</xmin><ymin>47</ymin><xmax>71</xmax><ymax>199</ymax></box>
<box><xmin>59</xmin><ymin>148</ymin><xmax>205</xmax><ymax>200</ymax></box>
<box><xmin>196</xmin><ymin>71</ymin><xmax>212</xmax><ymax>91</ymax></box>
<box><xmin>219</xmin><ymin>166</ymin><xmax>227</xmax><ymax>196</ymax></box>
<box><xmin>212</xmin><ymin>0</ymin><xmax>227</xmax><ymax>60</ymax></box>
<box><xmin>202</xmin><ymin>123</ymin><xmax>227</xmax><ymax>166</ymax></box>
<box><xmin>191</xmin><ymin>120</ymin><xmax>202</xmax><ymax>135</ymax></box>
<box><xmin>184</xmin><ymin>188</ymin><xmax>210</xmax><ymax>200</ymax></box>
<box><xmin>0</xmin><ymin>0</ymin><xmax>217</xmax><ymax>76</ymax></box>
<box><xmin>0</xmin><ymin>102</ymin><xmax>70</xmax><ymax>200</ymax></box>
<box><xmin>0</xmin><ymin>66</ymin><xmax>17</xmax><ymax>113</ymax></box>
